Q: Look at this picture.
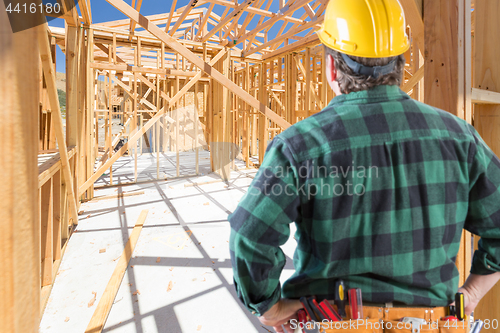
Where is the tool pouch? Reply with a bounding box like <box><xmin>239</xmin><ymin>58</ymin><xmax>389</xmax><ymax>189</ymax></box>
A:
<box><xmin>318</xmin><ymin>306</ymin><xmax>468</xmax><ymax>333</ymax></box>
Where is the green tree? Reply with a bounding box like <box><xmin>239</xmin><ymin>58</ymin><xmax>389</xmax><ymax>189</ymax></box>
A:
<box><xmin>57</xmin><ymin>89</ymin><xmax>66</xmax><ymax>108</ymax></box>
<box><xmin>57</xmin><ymin>89</ymin><xmax>66</xmax><ymax>117</ymax></box>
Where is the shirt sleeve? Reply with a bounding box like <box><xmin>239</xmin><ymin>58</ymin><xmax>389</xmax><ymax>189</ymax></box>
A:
<box><xmin>465</xmin><ymin>126</ymin><xmax>500</xmax><ymax>275</ymax></box>
<box><xmin>228</xmin><ymin>137</ymin><xmax>301</xmax><ymax>316</ymax></box>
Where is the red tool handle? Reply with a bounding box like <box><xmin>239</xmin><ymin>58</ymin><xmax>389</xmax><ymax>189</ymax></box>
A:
<box><xmin>312</xmin><ymin>298</ymin><xmax>329</xmax><ymax>320</ymax></box>
<box><xmin>298</xmin><ymin>309</ymin><xmax>308</xmax><ymax>324</ymax></box>
<box><xmin>349</xmin><ymin>289</ymin><xmax>359</xmax><ymax>319</ymax></box>
<box><xmin>319</xmin><ymin>300</ymin><xmax>341</xmax><ymax>321</ymax></box>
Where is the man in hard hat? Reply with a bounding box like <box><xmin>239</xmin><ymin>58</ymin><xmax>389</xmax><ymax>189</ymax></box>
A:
<box><xmin>229</xmin><ymin>0</ymin><xmax>500</xmax><ymax>332</ymax></box>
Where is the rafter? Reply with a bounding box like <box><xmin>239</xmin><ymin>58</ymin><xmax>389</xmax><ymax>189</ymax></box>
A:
<box><xmin>105</xmin><ymin>0</ymin><xmax>291</xmax><ymax>130</ymax></box>
<box><xmin>201</xmin><ymin>0</ymin><xmax>257</xmax><ymax>42</ymax></box>
<box><xmin>169</xmin><ymin>0</ymin><xmax>198</xmax><ymax>36</ymax></box>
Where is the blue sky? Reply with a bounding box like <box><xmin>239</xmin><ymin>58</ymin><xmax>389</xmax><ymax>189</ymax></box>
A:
<box><xmin>50</xmin><ymin>0</ymin><xmax>311</xmax><ymax>73</ymax></box>
<box><xmin>51</xmin><ymin>0</ymin><xmax>196</xmax><ymax>72</ymax></box>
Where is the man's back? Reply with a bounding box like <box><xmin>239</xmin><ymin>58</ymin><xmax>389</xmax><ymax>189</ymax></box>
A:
<box><xmin>229</xmin><ymin>85</ymin><xmax>500</xmax><ymax>315</ymax></box>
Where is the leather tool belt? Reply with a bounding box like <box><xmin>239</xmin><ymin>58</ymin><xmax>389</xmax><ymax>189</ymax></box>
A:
<box><xmin>297</xmin><ymin>304</ymin><xmax>469</xmax><ymax>333</ymax></box>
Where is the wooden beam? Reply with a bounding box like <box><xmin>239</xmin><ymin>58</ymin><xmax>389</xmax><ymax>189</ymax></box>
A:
<box><xmin>79</xmin><ymin>0</ymin><xmax>92</xmax><ymax>24</ymax></box>
<box><xmin>243</xmin><ymin>17</ymin><xmax>322</xmax><ymax>57</ymax></box>
<box><xmin>200</xmin><ymin>0</ymin><xmax>304</xmax><ymax>24</ymax></box>
<box><xmin>135</xmin><ymin>73</ymin><xmax>171</xmax><ymax>104</ymax></box>
<box><xmin>165</xmin><ymin>0</ymin><xmax>179</xmax><ymax>33</ymax></box>
<box><xmin>472</xmin><ymin>0</ymin><xmax>500</xmax><ymax>324</ymax></box>
<box><xmin>293</xmin><ymin>54</ymin><xmax>324</xmax><ymax>109</ymax></box>
<box><xmin>78</xmin><ymin>103</ymin><xmax>165</xmax><ymax>195</ymax></box>
<box><xmin>401</xmin><ymin>65</ymin><xmax>425</xmax><ymax>93</ymax></box>
<box><xmin>0</xmin><ymin>4</ymin><xmax>40</xmax><ymax>329</ymax></box>
<box><xmin>38</xmin><ymin>24</ymin><xmax>80</xmax><ymax>226</ymax></box>
<box><xmin>263</xmin><ymin>34</ymin><xmax>319</xmax><ymax>61</ymax></box>
<box><xmin>106</xmin><ymin>0</ymin><xmax>291</xmax><ymax>130</ymax></box>
<box><xmin>129</xmin><ymin>0</ymin><xmax>143</xmax><ymax>34</ymax></box>
<box><xmin>471</xmin><ymin>88</ymin><xmax>500</xmax><ymax>104</ymax></box>
<box><xmin>61</xmin><ymin>0</ymin><xmax>79</xmax><ymax>26</ymax></box>
<box><xmin>85</xmin><ymin>210</ymin><xmax>148</xmax><ymax>333</ymax></box>
<box><xmin>234</xmin><ymin>0</ymin><xmax>310</xmax><ymax>45</ymax></box>
<box><xmin>304</xmin><ymin>3</ymin><xmax>315</xmax><ymax>18</ymax></box>
<box><xmin>84</xmin><ymin>26</ymin><xmax>94</xmax><ymax>199</ymax></box>
<box><xmin>201</xmin><ymin>0</ymin><xmax>257</xmax><ymax>42</ymax></box>
<box><xmin>400</xmin><ymin>0</ymin><xmax>424</xmax><ymax>52</ymax></box>
<box><xmin>424</xmin><ymin>0</ymin><xmax>461</xmax><ymax>116</ymax></box>
<box><xmin>169</xmin><ymin>0</ymin><xmax>198</xmax><ymax>36</ymax></box>
<box><xmin>195</xmin><ymin>3</ymin><xmax>214</xmax><ymax>40</ymax></box>
<box><xmin>169</xmin><ymin>48</ymin><xmax>227</xmax><ymax>106</ymax></box>
<box><xmin>95</xmin><ymin>43</ymin><xmax>126</xmax><ymax>63</ymax></box>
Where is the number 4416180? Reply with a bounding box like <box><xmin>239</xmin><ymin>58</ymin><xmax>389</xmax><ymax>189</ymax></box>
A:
<box><xmin>444</xmin><ymin>319</ymin><xmax>498</xmax><ymax>330</ymax></box>
<box><xmin>5</xmin><ymin>2</ymin><xmax>61</xmax><ymax>14</ymax></box>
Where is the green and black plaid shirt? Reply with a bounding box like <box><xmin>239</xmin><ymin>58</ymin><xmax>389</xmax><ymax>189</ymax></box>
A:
<box><xmin>229</xmin><ymin>85</ymin><xmax>500</xmax><ymax>316</ymax></box>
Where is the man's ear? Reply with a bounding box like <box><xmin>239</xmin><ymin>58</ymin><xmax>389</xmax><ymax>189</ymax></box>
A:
<box><xmin>328</xmin><ymin>54</ymin><xmax>337</xmax><ymax>81</ymax></box>
<box><xmin>326</xmin><ymin>54</ymin><xmax>338</xmax><ymax>92</ymax></box>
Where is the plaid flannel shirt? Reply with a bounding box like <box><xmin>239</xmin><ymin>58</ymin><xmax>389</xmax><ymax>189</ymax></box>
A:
<box><xmin>228</xmin><ymin>85</ymin><xmax>500</xmax><ymax>316</ymax></box>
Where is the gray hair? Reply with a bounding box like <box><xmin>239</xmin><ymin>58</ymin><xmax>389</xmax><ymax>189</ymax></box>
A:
<box><xmin>324</xmin><ymin>46</ymin><xmax>406</xmax><ymax>95</ymax></box>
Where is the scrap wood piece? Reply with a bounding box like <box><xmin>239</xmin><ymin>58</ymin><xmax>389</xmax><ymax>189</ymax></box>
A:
<box><xmin>88</xmin><ymin>190</ymin><xmax>145</xmax><ymax>202</ymax></box>
<box><xmin>184</xmin><ymin>178</ymin><xmax>224</xmax><ymax>187</ymax></box>
<box><xmin>167</xmin><ymin>280</ymin><xmax>173</xmax><ymax>292</ymax></box>
<box><xmin>88</xmin><ymin>291</ymin><xmax>97</xmax><ymax>307</ymax></box>
<box><xmin>85</xmin><ymin>209</ymin><xmax>149</xmax><ymax>333</ymax></box>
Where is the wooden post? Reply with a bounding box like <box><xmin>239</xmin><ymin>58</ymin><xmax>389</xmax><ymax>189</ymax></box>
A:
<box><xmin>251</xmin><ymin>66</ymin><xmax>258</xmax><ymax>156</ymax></box>
<box><xmin>66</xmin><ymin>23</ymin><xmax>79</xmax><ymax>204</ymax></box>
<box><xmin>155</xmin><ymin>79</ymin><xmax>160</xmax><ymax>179</ymax></box>
<box><xmin>86</xmin><ymin>28</ymin><xmax>95</xmax><ymax>199</ymax></box>
<box><xmin>40</xmin><ymin>179</ymin><xmax>53</xmax><ymax>287</ymax></box>
<box><xmin>133</xmin><ymin>73</ymin><xmax>138</xmax><ymax>182</ymax></box>
<box><xmin>424</xmin><ymin>0</ymin><xmax>462</xmax><ymax>117</ymax></box>
<box><xmin>194</xmin><ymin>82</ymin><xmax>199</xmax><ymax>174</ymax></box>
<box><xmin>321</xmin><ymin>51</ymin><xmax>328</xmax><ymax>107</ymax></box>
<box><xmin>243</xmin><ymin>64</ymin><xmax>250</xmax><ymax>168</ymax></box>
<box><xmin>175</xmin><ymin>63</ymin><xmax>180</xmax><ymax>177</ymax></box>
<box><xmin>222</xmin><ymin>50</ymin><xmax>231</xmax><ymax>179</ymax></box>
<box><xmin>77</xmin><ymin>24</ymin><xmax>86</xmax><ymax>199</ymax></box>
<box><xmin>305</xmin><ymin>48</ymin><xmax>311</xmax><ymax>117</ymax></box>
<box><xmin>0</xmin><ymin>5</ymin><xmax>40</xmax><ymax>329</ymax></box>
<box><xmin>53</xmin><ymin>171</ymin><xmax>62</xmax><ymax>261</ymax></box>
<box><xmin>107</xmin><ymin>72</ymin><xmax>113</xmax><ymax>185</ymax></box>
<box><xmin>258</xmin><ymin>62</ymin><xmax>269</xmax><ymax>164</ymax></box>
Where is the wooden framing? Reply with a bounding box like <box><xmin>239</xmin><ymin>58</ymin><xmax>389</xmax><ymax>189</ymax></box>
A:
<box><xmin>5</xmin><ymin>0</ymin><xmax>494</xmax><ymax>326</ymax></box>
<box><xmin>1</xmin><ymin>4</ymin><xmax>41</xmax><ymax>330</ymax></box>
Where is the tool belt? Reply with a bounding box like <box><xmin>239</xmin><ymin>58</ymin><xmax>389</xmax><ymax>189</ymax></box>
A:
<box><xmin>314</xmin><ymin>304</ymin><xmax>469</xmax><ymax>333</ymax></box>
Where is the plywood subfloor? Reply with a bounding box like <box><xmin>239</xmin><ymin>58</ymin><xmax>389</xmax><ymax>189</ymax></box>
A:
<box><xmin>39</xmin><ymin>153</ymin><xmax>297</xmax><ymax>333</ymax></box>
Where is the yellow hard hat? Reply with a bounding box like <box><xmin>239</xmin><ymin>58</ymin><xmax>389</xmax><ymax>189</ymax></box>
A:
<box><xmin>317</xmin><ymin>0</ymin><xmax>410</xmax><ymax>58</ymax></box>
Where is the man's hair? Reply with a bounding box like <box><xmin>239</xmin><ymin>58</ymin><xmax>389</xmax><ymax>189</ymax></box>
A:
<box><xmin>324</xmin><ymin>46</ymin><xmax>406</xmax><ymax>95</ymax></box>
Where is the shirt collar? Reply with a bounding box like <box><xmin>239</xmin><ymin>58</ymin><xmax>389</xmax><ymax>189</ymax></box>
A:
<box><xmin>328</xmin><ymin>85</ymin><xmax>410</xmax><ymax>107</ymax></box>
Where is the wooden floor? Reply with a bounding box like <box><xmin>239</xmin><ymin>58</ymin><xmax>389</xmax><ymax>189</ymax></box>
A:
<box><xmin>94</xmin><ymin>151</ymin><xmax>213</xmax><ymax>187</ymax></box>
<box><xmin>39</xmin><ymin>153</ymin><xmax>298</xmax><ymax>333</ymax></box>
